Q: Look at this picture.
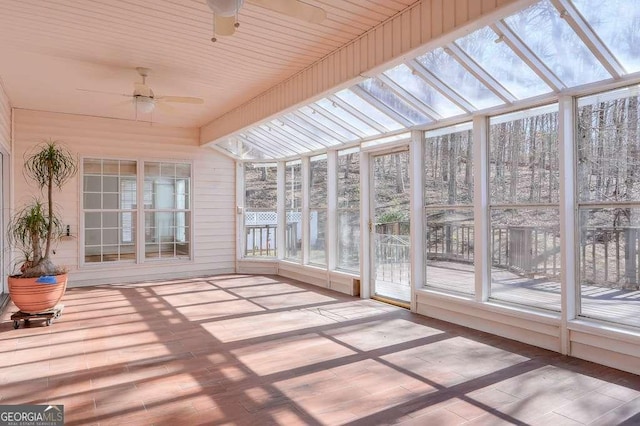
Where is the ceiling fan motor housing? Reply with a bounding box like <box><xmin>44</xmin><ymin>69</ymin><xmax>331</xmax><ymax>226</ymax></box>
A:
<box><xmin>206</xmin><ymin>0</ymin><xmax>245</xmax><ymax>16</ymax></box>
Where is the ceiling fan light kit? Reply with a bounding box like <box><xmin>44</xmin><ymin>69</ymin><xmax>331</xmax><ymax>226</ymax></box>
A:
<box><xmin>134</xmin><ymin>96</ymin><xmax>156</xmax><ymax>114</ymax></box>
<box><xmin>76</xmin><ymin>67</ymin><xmax>204</xmax><ymax>119</ymax></box>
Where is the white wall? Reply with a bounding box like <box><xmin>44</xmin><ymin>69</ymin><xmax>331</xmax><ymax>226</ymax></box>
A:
<box><xmin>0</xmin><ymin>82</ymin><xmax>10</xmax><ymax>153</ymax></box>
<box><xmin>12</xmin><ymin>109</ymin><xmax>236</xmax><ymax>286</ymax></box>
<box><xmin>0</xmin><ymin>81</ymin><xmax>11</xmax><ymax>298</ymax></box>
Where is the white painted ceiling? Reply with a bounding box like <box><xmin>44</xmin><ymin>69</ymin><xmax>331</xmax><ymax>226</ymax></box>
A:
<box><xmin>0</xmin><ymin>0</ymin><xmax>418</xmax><ymax>128</ymax></box>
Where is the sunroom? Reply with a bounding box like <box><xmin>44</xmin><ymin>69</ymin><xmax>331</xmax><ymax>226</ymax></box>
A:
<box><xmin>220</xmin><ymin>0</ymin><xmax>640</xmax><ymax>376</ymax></box>
<box><xmin>1</xmin><ymin>0</ymin><xmax>640</xmax><ymax>421</ymax></box>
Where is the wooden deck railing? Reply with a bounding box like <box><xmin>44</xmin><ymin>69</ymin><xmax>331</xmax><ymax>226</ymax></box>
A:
<box><xmin>245</xmin><ymin>224</ymin><xmax>276</xmax><ymax>257</ymax></box>
<box><xmin>247</xmin><ymin>218</ymin><xmax>640</xmax><ymax>287</ymax></box>
<box><xmin>580</xmin><ymin>227</ymin><xmax>640</xmax><ymax>286</ymax></box>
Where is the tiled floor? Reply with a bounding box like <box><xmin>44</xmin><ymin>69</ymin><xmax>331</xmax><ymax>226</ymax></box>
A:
<box><xmin>1</xmin><ymin>274</ymin><xmax>639</xmax><ymax>425</ymax></box>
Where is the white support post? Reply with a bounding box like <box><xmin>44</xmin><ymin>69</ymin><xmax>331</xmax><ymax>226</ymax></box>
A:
<box><xmin>327</xmin><ymin>150</ymin><xmax>338</xmax><ymax>272</ymax></box>
<box><xmin>136</xmin><ymin>161</ymin><xmax>145</xmax><ymax>265</ymax></box>
<box><xmin>360</xmin><ymin>150</ymin><xmax>371</xmax><ymax>299</ymax></box>
<box><xmin>409</xmin><ymin>130</ymin><xmax>425</xmax><ymax>312</ymax></box>
<box><xmin>558</xmin><ymin>95</ymin><xmax>576</xmax><ymax>355</ymax></box>
<box><xmin>473</xmin><ymin>115</ymin><xmax>490</xmax><ymax>302</ymax></box>
<box><xmin>277</xmin><ymin>161</ymin><xmax>286</xmax><ymax>260</ymax></box>
<box><xmin>302</xmin><ymin>156</ymin><xmax>310</xmax><ymax>265</ymax></box>
<box><xmin>235</xmin><ymin>162</ymin><xmax>245</xmax><ymax>267</ymax></box>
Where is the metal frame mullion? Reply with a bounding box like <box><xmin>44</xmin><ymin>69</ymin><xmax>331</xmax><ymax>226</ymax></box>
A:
<box><xmin>492</xmin><ymin>21</ymin><xmax>565</xmax><ymax>92</ymax></box>
<box><xmin>376</xmin><ymin>74</ymin><xmax>442</xmax><ymax>120</ymax></box>
<box><xmin>406</xmin><ymin>59</ymin><xmax>476</xmax><ymax>113</ymax></box>
<box><xmin>252</xmin><ymin>127</ymin><xmax>309</xmax><ymax>155</ymax></box>
<box><xmin>550</xmin><ymin>0</ymin><xmax>625</xmax><ymax>78</ymax></box>
<box><xmin>281</xmin><ymin>116</ymin><xmax>337</xmax><ymax>148</ymax></box>
<box><xmin>238</xmin><ymin>134</ymin><xmax>282</xmax><ymax>159</ymax></box>
<box><xmin>328</xmin><ymin>95</ymin><xmax>388</xmax><ymax>133</ymax></box>
<box><xmin>490</xmin><ymin>202</ymin><xmax>559</xmax><ymax>209</ymax></box>
<box><xmin>349</xmin><ymin>85</ymin><xmax>415</xmax><ymax>128</ymax></box>
<box><xmin>446</xmin><ymin>43</ymin><xmax>517</xmax><ymax>103</ymax></box>
<box><xmin>309</xmin><ymin>104</ymin><xmax>369</xmax><ymax>138</ymax></box>
<box><xmin>267</xmin><ymin>123</ymin><xmax>320</xmax><ymax>152</ymax></box>
<box><xmin>291</xmin><ymin>111</ymin><xmax>351</xmax><ymax>144</ymax></box>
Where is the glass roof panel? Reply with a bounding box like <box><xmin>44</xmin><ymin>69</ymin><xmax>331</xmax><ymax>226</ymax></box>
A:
<box><xmin>315</xmin><ymin>98</ymin><xmax>381</xmax><ymax>137</ymax></box>
<box><xmin>245</xmin><ymin>130</ymin><xmax>298</xmax><ymax>158</ymax></box>
<box><xmin>254</xmin><ymin>125</ymin><xmax>309</xmax><ymax>155</ymax></box>
<box><xmin>334</xmin><ymin>89</ymin><xmax>404</xmax><ymax>131</ymax></box>
<box><xmin>358</xmin><ymin>79</ymin><xmax>432</xmax><ymax>125</ymax></box>
<box><xmin>283</xmin><ymin>113</ymin><xmax>341</xmax><ymax>146</ymax></box>
<box><xmin>416</xmin><ymin>47</ymin><xmax>503</xmax><ymax>110</ymax></box>
<box><xmin>384</xmin><ymin>64</ymin><xmax>465</xmax><ymax>117</ymax></box>
<box><xmin>216</xmin><ymin>138</ymin><xmax>273</xmax><ymax>160</ymax></box>
<box><xmin>273</xmin><ymin>121</ymin><xmax>327</xmax><ymax>151</ymax></box>
<box><xmin>572</xmin><ymin>0</ymin><xmax>640</xmax><ymax>74</ymax></box>
<box><xmin>298</xmin><ymin>106</ymin><xmax>360</xmax><ymax>141</ymax></box>
<box><xmin>455</xmin><ymin>26</ymin><xmax>552</xmax><ymax>99</ymax></box>
<box><xmin>504</xmin><ymin>0</ymin><xmax>610</xmax><ymax>86</ymax></box>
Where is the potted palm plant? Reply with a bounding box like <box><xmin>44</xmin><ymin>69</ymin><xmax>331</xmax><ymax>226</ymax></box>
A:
<box><xmin>8</xmin><ymin>139</ymin><xmax>77</xmax><ymax>314</ymax></box>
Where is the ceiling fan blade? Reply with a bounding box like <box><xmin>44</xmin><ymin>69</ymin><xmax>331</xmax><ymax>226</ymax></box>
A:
<box><xmin>157</xmin><ymin>96</ymin><xmax>204</xmax><ymax>104</ymax></box>
<box><xmin>215</xmin><ymin>15</ymin><xmax>236</xmax><ymax>36</ymax></box>
<box><xmin>114</xmin><ymin>99</ymin><xmax>135</xmax><ymax>107</ymax></box>
<box><xmin>249</xmin><ymin>0</ymin><xmax>326</xmax><ymax>24</ymax></box>
<box><xmin>77</xmin><ymin>88</ymin><xmax>131</xmax><ymax>97</ymax></box>
<box><xmin>155</xmin><ymin>102</ymin><xmax>177</xmax><ymax>114</ymax></box>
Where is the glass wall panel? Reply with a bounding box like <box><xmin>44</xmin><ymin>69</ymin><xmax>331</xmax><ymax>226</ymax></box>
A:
<box><xmin>504</xmin><ymin>0</ymin><xmax>610</xmax><ymax>87</ymax></box>
<box><xmin>337</xmin><ymin>149</ymin><xmax>360</xmax><ymax>272</ymax></box>
<box><xmin>455</xmin><ymin>26</ymin><xmax>551</xmax><ymax>99</ymax></box>
<box><xmin>424</xmin><ymin>124</ymin><xmax>474</xmax><ymax>294</ymax></box>
<box><xmin>577</xmin><ymin>87</ymin><xmax>640</xmax><ymax>328</ymax></box>
<box><xmin>285</xmin><ymin>161</ymin><xmax>302</xmax><ymax>261</ymax></box>
<box><xmin>244</xmin><ymin>163</ymin><xmax>278</xmax><ymax>258</ymax></box>
<box><xmin>490</xmin><ymin>208</ymin><xmax>560</xmax><ymax>309</ymax></box>
<box><xmin>309</xmin><ymin>156</ymin><xmax>327</xmax><ymax>266</ymax></box>
<box><xmin>490</xmin><ymin>105</ymin><xmax>560</xmax><ymax>204</ymax></box>
<box><xmin>489</xmin><ymin>105</ymin><xmax>561</xmax><ymax>310</ymax></box>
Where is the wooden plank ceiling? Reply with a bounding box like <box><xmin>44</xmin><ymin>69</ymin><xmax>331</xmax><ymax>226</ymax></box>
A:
<box><xmin>0</xmin><ymin>0</ymin><xmax>419</xmax><ymax>127</ymax></box>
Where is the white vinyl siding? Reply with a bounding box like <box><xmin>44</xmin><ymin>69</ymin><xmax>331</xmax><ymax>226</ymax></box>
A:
<box><xmin>13</xmin><ymin>109</ymin><xmax>235</xmax><ymax>286</ymax></box>
<box><xmin>0</xmin><ymin>84</ymin><xmax>10</xmax><ymax>153</ymax></box>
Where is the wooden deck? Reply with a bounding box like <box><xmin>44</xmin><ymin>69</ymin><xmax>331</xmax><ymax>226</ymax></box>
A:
<box><xmin>379</xmin><ymin>260</ymin><xmax>640</xmax><ymax>328</ymax></box>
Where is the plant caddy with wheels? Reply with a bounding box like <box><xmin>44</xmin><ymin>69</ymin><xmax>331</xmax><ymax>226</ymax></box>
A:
<box><xmin>7</xmin><ymin>139</ymin><xmax>77</xmax><ymax>328</ymax></box>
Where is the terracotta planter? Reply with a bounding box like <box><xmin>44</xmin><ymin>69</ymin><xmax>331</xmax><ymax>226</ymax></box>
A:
<box><xmin>8</xmin><ymin>273</ymin><xmax>68</xmax><ymax>313</ymax></box>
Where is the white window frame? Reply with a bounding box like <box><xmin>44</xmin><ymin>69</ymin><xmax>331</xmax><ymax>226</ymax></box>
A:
<box><xmin>80</xmin><ymin>157</ymin><xmax>193</xmax><ymax>268</ymax></box>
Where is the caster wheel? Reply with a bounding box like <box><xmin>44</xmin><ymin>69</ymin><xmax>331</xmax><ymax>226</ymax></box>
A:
<box><xmin>46</xmin><ymin>319</ymin><xmax>52</xmax><ymax>326</ymax></box>
<box><xmin>13</xmin><ymin>320</ymin><xmax>19</xmax><ymax>329</ymax></box>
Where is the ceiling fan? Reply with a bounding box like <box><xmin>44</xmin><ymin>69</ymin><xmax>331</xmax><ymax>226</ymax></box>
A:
<box><xmin>78</xmin><ymin>67</ymin><xmax>204</xmax><ymax>115</ymax></box>
<box><xmin>206</xmin><ymin>0</ymin><xmax>327</xmax><ymax>42</ymax></box>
